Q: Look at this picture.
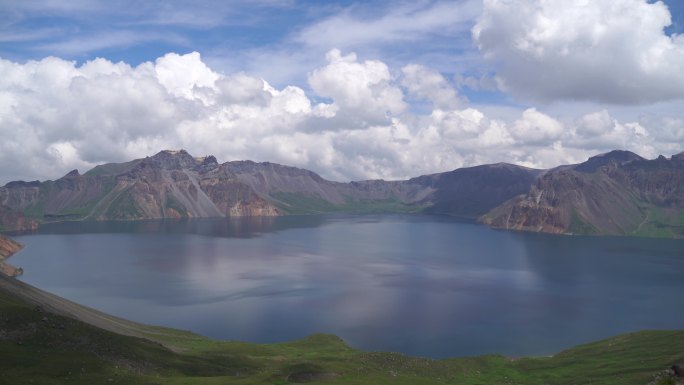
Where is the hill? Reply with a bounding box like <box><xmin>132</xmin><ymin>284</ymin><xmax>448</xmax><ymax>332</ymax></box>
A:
<box><xmin>481</xmin><ymin>150</ymin><xmax>684</xmax><ymax>238</ymax></box>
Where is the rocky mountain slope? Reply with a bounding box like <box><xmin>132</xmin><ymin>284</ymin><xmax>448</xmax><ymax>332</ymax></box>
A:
<box><xmin>481</xmin><ymin>150</ymin><xmax>684</xmax><ymax>238</ymax></box>
<box><xmin>0</xmin><ymin>204</ymin><xmax>37</xmax><ymax>232</ymax></box>
<box><xmin>0</xmin><ymin>150</ymin><xmax>540</xmax><ymax>230</ymax></box>
<box><xmin>2</xmin><ymin>149</ymin><xmax>682</xmax><ymax>237</ymax></box>
<box><xmin>0</xmin><ymin>234</ymin><xmax>23</xmax><ymax>277</ymax></box>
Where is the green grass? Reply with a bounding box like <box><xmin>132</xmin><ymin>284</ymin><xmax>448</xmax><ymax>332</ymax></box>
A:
<box><xmin>568</xmin><ymin>208</ymin><xmax>600</xmax><ymax>235</ymax></box>
<box><xmin>1</xmin><ymin>281</ymin><xmax>682</xmax><ymax>385</ymax></box>
<box><xmin>272</xmin><ymin>192</ymin><xmax>424</xmax><ymax>215</ymax></box>
<box><xmin>630</xmin><ymin>206</ymin><xmax>684</xmax><ymax>238</ymax></box>
<box><xmin>21</xmin><ymin>200</ymin><xmax>46</xmax><ymax>219</ymax></box>
<box><xmin>271</xmin><ymin>192</ymin><xmax>339</xmax><ymax>214</ymax></box>
<box><xmin>104</xmin><ymin>187</ymin><xmax>144</xmax><ymax>219</ymax></box>
<box><xmin>16</xmin><ymin>178</ymin><xmax>119</xmax><ymax>222</ymax></box>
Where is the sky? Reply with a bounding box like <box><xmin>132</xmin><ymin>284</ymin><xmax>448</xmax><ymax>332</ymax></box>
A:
<box><xmin>1</xmin><ymin>0</ymin><xmax>683</xmax><ymax>182</ymax></box>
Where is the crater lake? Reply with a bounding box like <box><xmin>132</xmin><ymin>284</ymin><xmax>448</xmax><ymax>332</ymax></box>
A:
<box><xmin>10</xmin><ymin>214</ymin><xmax>684</xmax><ymax>358</ymax></box>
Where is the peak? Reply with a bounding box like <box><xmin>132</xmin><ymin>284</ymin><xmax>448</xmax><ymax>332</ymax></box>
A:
<box><xmin>485</xmin><ymin>162</ymin><xmax>541</xmax><ymax>171</ymax></box>
<box><xmin>63</xmin><ymin>169</ymin><xmax>80</xmax><ymax>178</ymax></box>
<box><xmin>574</xmin><ymin>150</ymin><xmax>644</xmax><ymax>173</ymax></box>
<box><xmin>595</xmin><ymin>150</ymin><xmax>643</xmax><ymax>161</ymax></box>
<box><xmin>196</xmin><ymin>155</ymin><xmax>218</xmax><ymax>165</ymax></box>
<box><xmin>142</xmin><ymin>149</ymin><xmax>201</xmax><ymax>171</ymax></box>
<box><xmin>137</xmin><ymin>150</ymin><xmax>222</xmax><ymax>173</ymax></box>
<box><xmin>672</xmin><ymin>151</ymin><xmax>684</xmax><ymax>161</ymax></box>
<box><xmin>153</xmin><ymin>149</ymin><xmax>191</xmax><ymax>157</ymax></box>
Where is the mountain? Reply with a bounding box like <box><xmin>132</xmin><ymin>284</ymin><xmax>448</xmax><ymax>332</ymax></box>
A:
<box><xmin>0</xmin><ymin>150</ymin><xmax>540</xmax><ymax>230</ymax></box>
<box><xmin>412</xmin><ymin>163</ymin><xmax>542</xmax><ymax>218</ymax></box>
<box><xmin>2</xmin><ymin>149</ymin><xmax>682</xmax><ymax>238</ymax></box>
<box><xmin>481</xmin><ymin>150</ymin><xmax>684</xmax><ymax>238</ymax></box>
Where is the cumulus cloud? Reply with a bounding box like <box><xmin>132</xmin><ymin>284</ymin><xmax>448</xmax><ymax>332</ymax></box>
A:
<box><xmin>155</xmin><ymin>52</ymin><xmax>219</xmax><ymax>100</ymax></box>
<box><xmin>308</xmin><ymin>49</ymin><xmax>406</xmax><ymax>126</ymax></box>
<box><xmin>473</xmin><ymin>0</ymin><xmax>684</xmax><ymax>104</ymax></box>
<box><xmin>0</xmin><ymin>50</ymin><xmax>681</xmax><ymax>184</ymax></box>
<box><xmin>401</xmin><ymin>64</ymin><xmax>461</xmax><ymax>109</ymax></box>
<box><xmin>569</xmin><ymin>110</ymin><xmax>652</xmax><ymax>154</ymax></box>
<box><xmin>511</xmin><ymin>108</ymin><xmax>564</xmax><ymax>145</ymax></box>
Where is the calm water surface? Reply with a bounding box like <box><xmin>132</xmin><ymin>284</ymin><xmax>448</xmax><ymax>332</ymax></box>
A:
<box><xmin>10</xmin><ymin>215</ymin><xmax>684</xmax><ymax>358</ymax></box>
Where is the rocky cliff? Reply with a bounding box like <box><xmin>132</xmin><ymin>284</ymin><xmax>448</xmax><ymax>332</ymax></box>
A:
<box><xmin>481</xmin><ymin>150</ymin><xmax>684</xmax><ymax>238</ymax></box>
<box><xmin>0</xmin><ymin>150</ymin><xmax>542</xmax><ymax>227</ymax></box>
<box><xmin>0</xmin><ymin>150</ymin><xmax>282</xmax><ymax>226</ymax></box>
<box><xmin>0</xmin><ymin>204</ymin><xmax>38</xmax><ymax>232</ymax></box>
<box><xmin>0</xmin><ymin>234</ymin><xmax>23</xmax><ymax>277</ymax></box>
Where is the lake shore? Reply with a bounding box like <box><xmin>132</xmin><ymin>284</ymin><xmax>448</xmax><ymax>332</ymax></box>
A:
<box><xmin>0</xmin><ymin>233</ymin><xmax>23</xmax><ymax>277</ymax></box>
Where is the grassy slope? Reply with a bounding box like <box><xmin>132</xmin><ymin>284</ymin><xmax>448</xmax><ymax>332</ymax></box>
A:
<box><xmin>1</xmin><ymin>275</ymin><xmax>682</xmax><ymax>385</ymax></box>
<box><xmin>629</xmin><ymin>206</ymin><xmax>684</xmax><ymax>238</ymax></box>
<box><xmin>271</xmin><ymin>192</ymin><xmax>425</xmax><ymax>215</ymax></box>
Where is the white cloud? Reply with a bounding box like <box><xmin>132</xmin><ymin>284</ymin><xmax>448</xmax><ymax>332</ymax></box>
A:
<box><xmin>34</xmin><ymin>30</ymin><xmax>189</xmax><ymax>56</ymax></box>
<box><xmin>511</xmin><ymin>108</ymin><xmax>564</xmax><ymax>145</ymax></box>
<box><xmin>0</xmin><ymin>51</ymin><xmax>682</xmax><ymax>185</ymax></box>
<box><xmin>401</xmin><ymin>64</ymin><xmax>461</xmax><ymax>109</ymax></box>
<box><xmin>155</xmin><ymin>52</ymin><xmax>220</xmax><ymax>100</ymax></box>
<box><xmin>295</xmin><ymin>1</ymin><xmax>480</xmax><ymax>50</ymax></box>
<box><xmin>568</xmin><ymin>110</ymin><xmax>654</xmax><ymax>156</ymax></box>
<box><xmin>215</xmin><ymin>73</ymin><xmax>271</xmax><ymax>106</ymax></box>
<box><xmin>473</xmin><ymin>0</ymin><xmax>684</xmax><ymax>104</ymax></box>
<box><xmin>308</xmin><ymin>49</ymin><xmax>406</xmax><ymax>126</ymax></box>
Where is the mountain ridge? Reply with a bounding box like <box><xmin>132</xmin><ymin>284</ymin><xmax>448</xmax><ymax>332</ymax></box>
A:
<box><xmin>1</xmin><ymin>149</ymin><xmax>683</xmax><ymax>238</ymax></box>
<box><xmin>0</xmin><ymin>149</ymin><xmax>539</xmax><ymax>230</ymax></box>
<box><xmin>480</xmin><ymin>150</ymin><xmax>684</xmax><ymax>238</ymax></box>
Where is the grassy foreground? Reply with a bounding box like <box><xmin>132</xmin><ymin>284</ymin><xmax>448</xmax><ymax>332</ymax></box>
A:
<box><xmin>1</xmin><ymin>277</ymin><xmax>682</xmax><ymax>385</ymax></box>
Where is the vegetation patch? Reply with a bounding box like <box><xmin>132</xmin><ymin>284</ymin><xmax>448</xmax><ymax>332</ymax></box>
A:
<box><xmin>104</xmin><ymin>187</ymin><xmax>143</xmax><ymax>219</ymax></box>
<box><xmin>272</xmin><ymin>192</ymin><xmax>424</xmax><ymax>215</ymax></box>
<box><xmin>568</xmin><ymin>209</ymin><xmax>600</xmax><ymax>235</ymax></box>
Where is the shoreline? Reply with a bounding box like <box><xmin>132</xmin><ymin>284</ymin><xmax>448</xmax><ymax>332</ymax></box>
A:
<box><xmin>0</xmin><ymin>233</ymin><xmax>24</xmax><ymax>277</ymax></box>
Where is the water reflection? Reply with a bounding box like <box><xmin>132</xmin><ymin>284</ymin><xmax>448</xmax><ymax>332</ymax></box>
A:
<box><xmin>11</xmin><ymin>215</ymin><xmax>684</xmax><ymax>359</ymax></box>
<box><xmin>32</xmin><ymin>215</ymin><xmax>330</xmax><ymax>238</ymax></box>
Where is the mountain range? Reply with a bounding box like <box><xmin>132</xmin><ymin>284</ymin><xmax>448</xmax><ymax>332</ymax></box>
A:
<box><xmin>1</xmin><ymin>149</ymin><xmax>682</xmax><ymax>238</ymax></box>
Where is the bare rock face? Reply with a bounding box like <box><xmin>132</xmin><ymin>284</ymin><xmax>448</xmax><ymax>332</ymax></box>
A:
<box><xmin>0</xmin><ymin>234</ymin><xmax>22</xmax><ymax>259</ymax></box>
<box><xmin>199</xmin><ymin>177</ymin><xmax>281</xmax><ymax>216</ymax></box>
<box><xmin>0</xmin><ymin>234</ymin><xmax>23</xmax><ymax>277</ymax></box>
<box><xmin>0</xmin><ymin>150</ymin><xmax>283</xmax><ymax>225</ymax></box>
<box><xmin>481</xmin><ymin>151</ymin><xmax>684</xmax><ymax>237</ymax></box>
<box><xmin>0</xmin><ymin>205</ymin><xmax>38</xmax><ymax>232</ymax></box>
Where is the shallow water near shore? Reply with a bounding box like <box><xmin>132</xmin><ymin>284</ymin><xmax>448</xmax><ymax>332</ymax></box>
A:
<box><xmin>10</xmin><ymin>214</ymin><xmax>684</xmax><ymax>358</ymax></box>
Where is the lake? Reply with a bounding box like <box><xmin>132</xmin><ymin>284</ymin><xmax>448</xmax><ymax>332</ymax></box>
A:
<box><xmin>10</xmin><ymin>214</ymin><xmax>684</xmax><ymax>358</ymax></box>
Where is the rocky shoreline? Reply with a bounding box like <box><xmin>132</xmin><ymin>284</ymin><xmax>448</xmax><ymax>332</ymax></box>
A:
<box><xmin>0</xmin><ymin>233</ymin><xmax>24</xmax><ymax>277</ymax></box>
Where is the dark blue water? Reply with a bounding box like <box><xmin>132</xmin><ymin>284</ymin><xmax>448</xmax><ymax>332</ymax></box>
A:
<box><xmin>10</xmin><ymin>215</ymin><xmax>684</xmax><ymax>358</ymax></box>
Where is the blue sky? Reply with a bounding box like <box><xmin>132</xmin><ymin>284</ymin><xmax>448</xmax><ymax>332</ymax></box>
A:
<box><xmin>0</xmin><ymin>0</ymin><xmax>683</xmax><ymax>182</ymax></box>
